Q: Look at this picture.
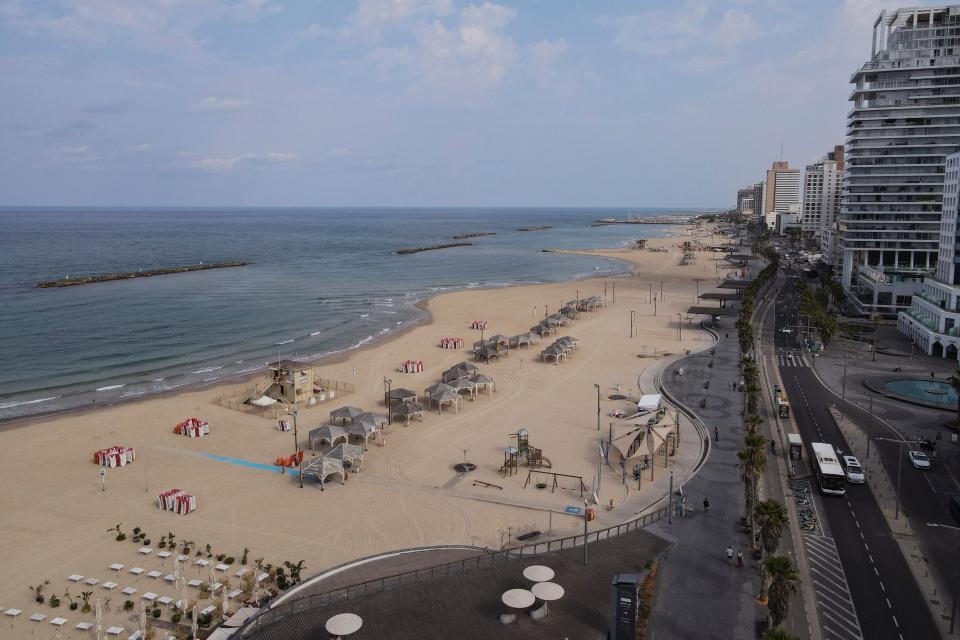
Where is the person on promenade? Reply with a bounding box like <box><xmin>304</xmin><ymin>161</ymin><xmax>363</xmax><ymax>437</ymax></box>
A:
<box><xmin>703</xmin><ymin>497</ymin><xmax>710</xmax><ymax>514</ymax></box>
<box><xmin>713</xmin><ymin>426</ymin><xmax>719</xmax><ymax>442</ymax></box>
<box><xmin>736</xmin><ymin>549</ymin><xmax>744</xmax><ymax>568</ymax></box>
<box><xmin>726</xmin><ymin>546</ymin><xmax>734</xmax><ymax>564</ymax></box>
<box><xmin>769</xmin><ymin>439</ymin><xmax>776</xmax><ymax>454</ymax></box>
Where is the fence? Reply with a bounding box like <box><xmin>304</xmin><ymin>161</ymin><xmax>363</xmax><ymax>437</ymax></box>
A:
<box><xmin>239</xmin><ymin>504</ymin><xmax>671</xmax><ymax>637</ymax></box>
<box><xmin>213</xmin><ymin>378</ymin><xmax>355</xmax><ymax>417</ymax></box>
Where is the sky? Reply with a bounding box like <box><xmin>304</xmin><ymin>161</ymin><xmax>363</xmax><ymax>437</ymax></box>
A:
<box><xmin>0</xmin><ymin>0</ymin><xmax>905</xmax><ymax>207</ymax></box>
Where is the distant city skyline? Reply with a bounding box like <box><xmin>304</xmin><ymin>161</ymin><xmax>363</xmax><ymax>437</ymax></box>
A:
<box><xmin>0</xmin><ymin>0</ymin><xmax>900</xmax><ymax>207</ymax></box>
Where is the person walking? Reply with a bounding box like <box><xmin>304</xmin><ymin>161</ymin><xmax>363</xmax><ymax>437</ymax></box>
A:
<box><xmin>726</xmin><ymin>545</ymin><xmax>734</xmax><ymax>564</ymax></box>
<box><xmin>736</xmin><ymin>549</ymin><xmax>744</xmax><ymax>568</ymax></box>
<box><xmin>713</xmin><ymin>426</ymin><xmax>719</xmax><ymax>442</ymax></box>
<box><xmin>703</xmin><ymin>497</ymin><xmax>710</xmax><ymax>514</ymax></box>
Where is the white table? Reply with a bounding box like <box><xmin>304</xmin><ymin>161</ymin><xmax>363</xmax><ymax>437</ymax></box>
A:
<box><xmin>530</xmin><ymin>581</ymin><xmax>564</xmax><ymax>615</ymax></box>
<box><xmin>130</xmin><ymin>567</ymin><xmax>144</xmax><ymax>576</ymax></box>
<box><xmin>121</xmin><ymin>587</ymin><xmax>137</xmax><ymax>596</ymax></box>
<box><xmin>67</xmin><ymin>574</ymin><xmax>84</xmax><ymax>583</ymax></box>
<box><xmin>109</xmin><ymin>563</ymin><xmax>125</xmax><ymax>572</ymax></box>
<box><xmin>522</xmin><ymin>565</ymin><xmax>555</xmax><ymax>582</ymax></box>
<box><xmin>227</xmin><ymin>589</ymin><xmax>243</xmax><ymax>600</ymax></box>
<box><xmin>163</xmin><ymin>574</ymin><xmax>175</xmax><ymax>583</ymax></box>
<box><xmin>176</xmin><ymin>555</ymin><xmax>189</xmax><ymax>562</ymax></box>
<box><xmin>83</xmin><ymin>578</ymin><xmax>100</xmax><ymax>586</ymax></box>
<box><xmin>50</xmin><ymin>617</ymin><xmax>68</xmax><ymax>627</ymax></box>
<box><xmin>209</xmin><ymin>582</ymin><xmax>222</xmax><ymax>592</ymax></box>
<box><xmin>187</xmin><ymin>579</ymin><xmax>202</xmax><ymax>588</ymax></box>
<box><xmin>501</xmin><ymin>588</ymin><xmax>535</xmax><ymax>609</ymax></box>
<box><xmin>215</xmin><ymin>563</ymin><xmax>230</xmax><ymax>572</ymax></box>
<box><xmin>102</xmin><ymin>581</ymin><xmax>118</xmax><ymax>591</ymax></box>
<box><xmin>195</xmin><ymin>559</ymin><xmax>211</xmax><ymax>567</ymax></box>
<box><xmin>256</xmin><ymin>573</ymin><xmax>268</xmax><ymax>583</ymax></box>
<box><xmin>142</xmin><ymin>592</ymin><xmax>158</xmax><ymax>602</ymax></box>
<box><xmin>106</xmin><ymin>626</ymin><xmax>124</xmax><ymax>636</ymax></box>
<box><xmin>4</xmin><ymin>609</ymin><xmax>21</xmax><ymax>618</ymax></box>
<box><xmin>157</xmin><ymin>596</ymin><xmax>174</xmax><ymax>606</ymax></box>
<box><xmin>30</xmin><ymin>613</ymin><xmax>47</xmax><ymax>622</ymax></box>
<box><xmin>200</xmin><ymin>605</ymin><xmax>216</xmax><ymax>616</ymax></box>
<box><xmin>325</xmin><ymin>613</ymin><xmax>362</xmax><ymax>638</ymax></box>
<box><xmin>138</xmin><ymin>547</ymin><xmax>153</xmax><ymax>555</ymax></box>
<box><xmin>234</xmin><ymin>568</ymin><xmax>249</xmax><ymax>578</ymax></box>
<box><xmin>146</xmin><ymin>570</ymin><xmax>162</xmax><ymax>579</ymax></box>
<box><xmin>157</xmin><ymin>551</ymin><xmax>172</xmax><ymax>559</ymax></box>
<box><xmin>75</xmin><ymin>622</ymin><xmax>93</xmax><ymax>631</ymax></box>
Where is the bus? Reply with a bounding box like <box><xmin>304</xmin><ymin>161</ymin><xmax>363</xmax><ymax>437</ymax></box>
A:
<box><xmin>773</xmin><ymin>385</ymin><xmax>789</xmax><ymax>419</ymax></box>
<box><xmin>810</xmin><ymin>442</ymin><xmax>846</xmax><ymax>496</ymax></box>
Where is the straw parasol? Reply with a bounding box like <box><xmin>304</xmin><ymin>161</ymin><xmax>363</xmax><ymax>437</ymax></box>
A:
<box><xmin>392</xmin><ymin>401</ymin><xmax>424</xmax><ymax>423</ymax></box>
<box><xmin>387</xmin><ymin>388</ymin><xmax>417</xmax><ymax>404</ymax></box>
<box><xmin>329</xmin><ymin>406</ymin><xmax>364</xmax><ymax>424</ymax></box>
<box><xmin>424</xmin><ymin>382</ymin><xmax>455</xmax><ymax>397</ymax></box>
<box><xmin>431</xmin><ymin>388</ymin><xmax>460</xmax><ymax>414</ymax></box>
<box><xmin>469</xmin><ymin>373</ymin><xmax>495</xmax><ymax>394</ymax></box>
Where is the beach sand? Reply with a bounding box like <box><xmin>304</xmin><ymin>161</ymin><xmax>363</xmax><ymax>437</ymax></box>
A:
<box><xmin>0</xmin><ymin>230</ymin><xmax>739</xmax><ymax>636</ymax></box>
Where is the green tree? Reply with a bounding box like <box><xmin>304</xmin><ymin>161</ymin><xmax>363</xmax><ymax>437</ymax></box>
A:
<box><xmin>755</xmin><ymin>499</ymin><xmax>789</xmax><ymax>555</ymax></box>
<box><xmin>765</xmin><ymin>555</ymin><xmax>800</xmax><ymax>628</ymax></box>
<box><xmin>763</xmin><ymin>628</ymin><xmax>800</xmax><ymax>640</ymax></box>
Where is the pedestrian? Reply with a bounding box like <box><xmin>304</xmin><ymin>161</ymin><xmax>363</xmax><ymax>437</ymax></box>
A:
<box><xmin>680</xmin><ymin>495</ymin><xmax>687</xmax><ymax>518</ymax></box>
<box><xmin>770</xmin><ymin>439</ymin><xmax>776</xmax><ymax>454</ymax></box>
<box><xmin>726</xmin><ymin>545</ymin><xmax>734</xmax><ymax>564</ymax></box>
<box><xmin>713</xmin><ymin>426</ymin><xmax>719</xmax><ymax>442</ymax></box>
<box><xmin>736</xmin><ymin>549</ymin><xmax>744</xmax><ymax>568</ymax></box>
<box><xmin>703</xmin><ymin>497</ymin><xmax>710</xmax><ymax>514</ymax></box>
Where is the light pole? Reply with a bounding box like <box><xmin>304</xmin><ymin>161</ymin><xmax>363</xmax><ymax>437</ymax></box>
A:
<box><xmin>876</xmin><ymin>437</ymin><xmax>923</xmax><ymax>520</ymax></box>
<box><xmin>594</xmin><ymin>383</ymin><xmax>601</xmax><ymax>431</ymax></box>
<box><xmin>927</xmin><ymin>521</ymin><xmax>960</xmax><ymax>633</ymax></box>
<box><xmin>583</xmin><ymin>499</ymin><xmax>589</xmax><ymax>566</ymax></box>
<box><xmin>384</xmin><ymin>377</ymin><xmax>392</xmax><ymax>425</ymax></box>
<box><xmin>677</xmin><ymin>313</ymin><xmax>682</xmax><ymax>341</ymax></box>
<box><xmin>289</xmin><ymin>409</ymin><xmax>303</xmax><ymax>488</ymax></box>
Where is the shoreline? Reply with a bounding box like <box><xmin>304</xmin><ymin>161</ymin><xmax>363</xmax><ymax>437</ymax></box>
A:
<box><xmin>0</xmin><ymin>236</ymin><xmax>665</xmax><ymax>428</ymax></box>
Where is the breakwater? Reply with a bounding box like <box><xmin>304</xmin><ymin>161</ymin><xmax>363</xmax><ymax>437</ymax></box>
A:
<box><xmin>394</xmin><ymin>243</ymin><xmax>472</xmax><ymax>255</ymax></box>
<box><xmin>36</xmin><ymin>261</ymin><xmax>247</xmax><ymax>288</ymax></box>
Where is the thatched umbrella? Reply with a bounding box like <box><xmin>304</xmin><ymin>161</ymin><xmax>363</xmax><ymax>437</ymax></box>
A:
<box><xmin>329</xmin><ymin>405</ymin><xmax>364</xmax><ymax>424</ymax></box>
<box><xmin>442</xmin><ymin>362</ymin><xmax>478</xmax><ymax>382</ymax></box>
<box><xmin>425</xmin><ymin>382</ymin><xmax>455</xmax><ymax>398</ymax></box>
<box><xmin>447</xmin><ymin>376</ymin><xmax>477</xmax><ymax>399</ymax></box>
<box><xmin>392</xmin><ymin>401</ymin><xmax>424</xmax><ymax>423</ymax></box>
<box><xmin>387</xmin><ymin>388</ymin><xmax>417</xmax><ymax>404</ymax></box>
<box><xmin>431</xmin><ymin>388</ymin><xmax>460</xmax><ymax>414</ymax></box>
<box><xmin>356</xmin><ymin>411</ymin><xmax>388</xmax><ymax>426</ymax></box>
<box><xmin>469</xmin><ymin>373</ymin><xmax>495</xmax><ymax>394</ymax></box>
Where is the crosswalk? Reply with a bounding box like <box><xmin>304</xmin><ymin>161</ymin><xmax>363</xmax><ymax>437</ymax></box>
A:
<box><xmin>803</xmin><ymin>534</ymin><xmax>865</xmax><ymax>640</ymax></box>
<box><xmin>777</xmin><ymin>350</ymin><xmax>807</xmax><ymax>368</ymax></box>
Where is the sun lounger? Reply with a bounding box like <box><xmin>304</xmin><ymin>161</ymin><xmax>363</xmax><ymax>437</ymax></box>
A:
<box><xmin>200</xmin><ymin>606</ymin><xmax>216</xmax><ymax>616</ymax></box>
<box><xmin>164</xmin><ymin>574</ymin><xmax>175</xmax><ymax>583</ymax></box>
<box><xmin>106</xmin><ymin>626</ymin><xmax>124</xmax><ymax>636</ymax></box>
<box><xmin>137</xmin><ymin>547</ymin><xmax>152</xmax><ymax>555</ymax></box>
<box><xmin>234</xmin><ymin>568</ymin><xmax>249</xmax><ymax>578</ymax></box>
<box><xmin>67</xmin><ymin>574</ymin><xmax>84</xmax><ymax>583</ymax></box>
<box><xmin>129</xmin><ymin>631</ymin><xmax>142</xmax><ymax>640</ymax></box>
<box><xmin>256</xmin><ymin>573</ymin><xmax>268</xmax><ymax>583</ymax></box>
<box><xmin>146</xmin><ymin>571</ymin><xmax>162</xmax><ymax>579</ymax></box>
<box><xmin>157</xmin><ymin>551</ymin><xmax>172</xmax><ymax>559</ymax></box>
<box><xmin>130</xmin><ymin>567</ymin><xmax>144</xmax><ymax>576</ymax></box>
<box><xmin>75</xmin><ymin>622</ymin><xmax>93</xmax><ymax>631</ymax></box>
<box><xmin>50</xmin><ymin>617</ymin><xmax>68</xmax><ymax>627</ymax></box>
<box><xmin>227</xmin><ymin>589</ymin><xmax>242</xmax><ymax>600</ymax></box>
<box><xmin>4</xmin><ymin>609</ymin><xmax>22</xmax><ymax>618</ymax></box>
<box><xmin>102</xmin><ymin>582</ymin><xmax>117</xmax><ymax>590</ymax></box>
<box><xmin>109</xmin><ymin>563</ymin><xmax>125</xmax><ymax>572</ymax></box>
<box><xmin>209</xmin><ymin>582</ymin><xmax>222</xmax><ymax>592</ymax></box>
<box><xmin>195</xmin><ymin>559</ymin><xmax>210</xmax><ymax>567</ymax></box>
<box><xmin>30</xmin><ymin>613</ymin><xmax>47</xmax><ymax>622</ymax></box>
<box><xmin>121</xmin><ymin>587</ymin><xmax>137</xmax><ymax>596</ymax></box>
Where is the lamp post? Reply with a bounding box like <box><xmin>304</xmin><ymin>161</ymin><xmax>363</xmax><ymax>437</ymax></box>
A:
<box><xmin>927</xmin><ymin>521</ymin><xmax>960</xmax><ymax>633</ymax></box>
<box><xmin>583</xmin><ymin>499</ymin><xmax>589</xmax><ymax>566</ymax></box>
<box><xmin>384</xmin><ymin>377</ymin><xmax>392</xmax><ymax>425</ymax></box>
<box><xmin>875</xmin><ymin>437</ymin><xmax>923</xmax><ymax>520</ymax></box>
<box><xmin>594</xmin><ymin>383</ymin><xmax>601</xmax><ymax>431</ymax></box>
<box><xmin>677</xmin><ymin>313</ymin><xmax>682</xmax><ymax>341</ymax></box>
<box><xmin>289</xmin><ymin>409</ymin><xmax>303</xmax><ymax>489</ymax></box>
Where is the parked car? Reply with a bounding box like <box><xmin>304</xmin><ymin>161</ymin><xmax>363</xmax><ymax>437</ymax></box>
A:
<box><xmin>842</xmin><ymin>455</ymin><xmax>865</xmax><ymax>483</ymax></box>
<box><xmin>909</xmin><ymin>450</ymin><xmax>931</xmax><ymax>469</ymax></box>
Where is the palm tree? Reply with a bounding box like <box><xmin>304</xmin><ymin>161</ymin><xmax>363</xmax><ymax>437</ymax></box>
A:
<box><xmin>870</xmin><ymin>312</ymin><xmax>882</xmax><ymax>362</ymax></box>
<box><xmin>745</xmin><ymin>414</ymin><xmax>764</xmax><ymax>436</ymax></box>
<box><xmin>764</xmin><ymin>629</ymin><xmax>800</xmax><ymax>640</ymax></box>
<box><xmin>755</xmin><ymin>499</ymin><xmax>789</xmax><ymax>556</ymax></box>
<box><xmin>737</xmin><ymin>433</ymin><xmax>767</xmax><ymax>535</ymax></box>
<box><xmin>950</xmin><ymin>367</ymin><xmax>960</xmax><ymax>430</ymax></box>
<box><xmin>765</xmin><ymin>555</ymin><xmax>800</xmax><ymax>628</ymax></box>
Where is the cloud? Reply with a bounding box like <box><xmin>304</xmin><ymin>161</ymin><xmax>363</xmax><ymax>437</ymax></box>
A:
<box><xmin>367</xmin><ymin>2</ymin><xmax>518</xmax><ymax>91</ymax></box>
<box><xmin>83</xmin><ymin>99</ymin><xmax>135</xmax><ymax>115</ymax></box>
<box><xmin>603</xmin><ymin>1</ymin><xmax>760</xmax><ymax>60</ymax></box>
<box><xmin>180</xmin><ymin>151</ymin><xmax>299</xmax><ymax>172</ymax></box>
<box><xmin>190</xmin><ymin>96</ymin><xmax>252</xmax><ymax>111</ymax></box>
<box><xmin>348</xmin><ymin>0</ymin><xmax>452</xmax><ymax>40</ymax></box>
<box><xmin>44</xmin><ymin>144</ymin><xmax>99</xmax><ymax>166</ymax></box>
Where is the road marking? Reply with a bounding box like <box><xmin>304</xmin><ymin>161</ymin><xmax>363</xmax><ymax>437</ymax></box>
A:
<box><xmin>802</xmin><ymin>534</ymin><xmax>864</xmax><ymax>640</ymax></box>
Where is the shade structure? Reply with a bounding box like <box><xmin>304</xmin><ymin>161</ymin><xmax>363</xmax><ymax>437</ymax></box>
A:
<box><xmin>325</xmin><ymin>613</ymin><xmax>362</xmax><ymax>636</ymax></box>
<box><xmin>522</xmin><ymin>565</ymin><xmax>555</xmax><ymax>582</ymax></box>
<box><xmin>325</xmin><ymin>443</ymin><xmax>364</xmax><ymax>470</ymax></box>
<box><xmin>447</xmin><ymin>376</ymin><xmax>477</xmax><ymax>397</ymax></box>
<box><xmin>555</xmin><ymin>336</ymin><xmax>578</xmax><ymax>349</ymax></box>
<box><xmin>301</xmin><ymin>455</ymin><xmax>345</xmax><ymax>488</ymax></box>
<box><xmin>441</xmin><ymin>362</ymin><xmax>478</xmax><ymax>383</ymax></box>
<box><xmin>392</xmin><ymin>401</ymin><xmax>424</xmax><ymax>422</ymax></box>
<box><xmin>329</xmin><ymin>406</ymin><xmax>364</xmax><ymax>424</ymax></box>
<box><xmin>431</xmin><ymin>388</ymin><xmax>460</xmax><ymax>413</ymax></box>
<box><xmin>387</xmin><ymin>388</ymin><xmax>417</xmax><ymax>404</ymax></box>
<box><xmin>356</xmin><ymin>411</ymin><xmax>388</xmax><ymax>426</ymax></box>
<box><xmin>425</xmin><ymin>382</ymin><xmax>455</xmax><ymax>397</ymax></box>
<box><xmin>646</xmin><ymin>425</ymin><xmax>674</xmax><ymax>457</ymax></box>
<box><xmin>345</xmin><ymin>420</ymin><xmax>378</xmax><ymax>448</ymax></box>
<box><xmin>501</xmin><ymin>589</ymin><xmax>535</xmax><ymax>609</ymax></box>
<box><xmin>308</xmin><ymin>425</ymin><xmax>348</xmax><ymax>452</ymax></box>
<box><xmin>469</xmin><ymin>373</ymin><xmax>495</xmax><ymax>394</ymax></box>
<box><xmin>475</xmin><ymin>346</ymin><xmax>501</xmax><ymax>363</ymax></box>
<box><xmin>531</xmin><ymin>581</ymin><xmax>564</xmax><ymax>601</ymax></box>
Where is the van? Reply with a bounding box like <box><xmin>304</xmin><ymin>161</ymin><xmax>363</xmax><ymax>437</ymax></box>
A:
<box><xmin>950</xmin><ymin>497</ymin><xmax>960</xmax><ymax>525</ymax></box>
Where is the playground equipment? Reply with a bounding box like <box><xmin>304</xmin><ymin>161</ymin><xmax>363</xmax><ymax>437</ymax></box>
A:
<box><xmin>523</xmin><ymin>470</ymin><xmax>587</xmax><ymax>496</ymax></box>
<box><xmin>501</xmin><ymin>428</ymin><xmax>552</xmax><ymax>476</ymax></box>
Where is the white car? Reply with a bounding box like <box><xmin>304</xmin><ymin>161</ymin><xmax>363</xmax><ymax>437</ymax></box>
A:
<box><xmin>909</xmin><ymin>450</ymin><xmax>931</xmax><ymax>469</ymax></box>
<box><xmin>842</xmin><ymin>455</ymin><xmax>865</xmax><ymax>483</ymax></box>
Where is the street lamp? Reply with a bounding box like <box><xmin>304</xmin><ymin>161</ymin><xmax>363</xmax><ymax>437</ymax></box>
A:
<box><xmin>927</xmin><ymin>521</ymin><xmax>960</xmax><ymax>633</ymax></box>
<box><xmin>384</xmin><ymin>377</ymin><xmax>393</xmax><ymax>425</ymax></box>
<box><xmin>289</xmin><ymin>409</ymin><xmax>303</xmax><ymax>489</ymax></box>
<box><xmin>677</xmin><ymin>313</ymin><xmax>682</xmax><ymax>341</ymax></box>
<box><xmin>875</xmin><ymin>437</ymin><xmax>924</xmax><ymax>520</ymax></box>
<box><xmin>593</xmin><ymin>383</ymin><xmax>601</xmax><ymax>431</ymax></box>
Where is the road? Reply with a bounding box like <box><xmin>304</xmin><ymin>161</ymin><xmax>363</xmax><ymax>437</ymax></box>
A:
<box><xmin>773</xmin><ymin>269</ymin><xmax>941</xmax><ymax>640</ymax></box>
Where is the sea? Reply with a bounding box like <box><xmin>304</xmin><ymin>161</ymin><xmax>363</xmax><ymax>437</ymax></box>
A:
<box><xmin>0</xmin><ymin>207</ymin><xmax>703</xmax><ymax>421</ymax></box>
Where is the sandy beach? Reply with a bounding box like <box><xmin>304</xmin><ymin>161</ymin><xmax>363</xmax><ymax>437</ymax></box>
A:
<box><xmin>0</xmin><ymin>229</ymin><xmax>738</xmax><ymax>637</ymax></box>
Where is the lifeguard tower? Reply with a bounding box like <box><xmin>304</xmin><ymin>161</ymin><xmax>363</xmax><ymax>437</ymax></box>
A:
<box><xmin>266</xmin><ymin>359</ymin><xmax>316</xmax><ymax>405</ymax></box>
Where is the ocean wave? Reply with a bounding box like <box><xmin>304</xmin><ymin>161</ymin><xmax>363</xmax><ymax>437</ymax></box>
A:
<box><xmin>154</xmin><ymin>377</ymin><xmax>166</xmax><ymax>382</ymax></box>
<box><xmin>0</xmin><ymin>396</ymin><xmax>59</xmax><ymax>409</ymax></box>
<box><xmin>120</xmin><ymin>390</ymin><xmax>147</xmax><ymax>398</ymax></box>
<box><xmin>359</xmin><ymin>314</ymin><xmax>370</xmax><ymax>318</ymax></box>
<box><xmin>192</xmin><ymin>366</ymin><xmax>223</xmax><ymax>374</ymax></box>
<box><xmin>236</xmin><ymin>367</ymin><xmax>260</xmax><ymax>375</ymax></box>
<box><xmin>396</xmin><ymin>321</ymin><xmax>402</xmax><ymax>325</ymax></box>
<box><xmin>379</xmin><ymin>328</ymin><xmax>391</xmax><ymax>334</ymax></box>
<box><xmin>278</xmin><ymin>339</ymin><xmax>294</xmax><ymax>345</ymax></box>
<box><xmin>96</xmin><ymin>384</ymin><xmax>125</xmax><ymax>391</ymax></box>
<box><xmin>310</xmin><ymin>331</ymin><xmax>322</xmax><ymax>336</ymax></box>
<box><xmin>355</xmin><ymin>335</ymin><xmax>374</xmax><ymax>347</ymax></box>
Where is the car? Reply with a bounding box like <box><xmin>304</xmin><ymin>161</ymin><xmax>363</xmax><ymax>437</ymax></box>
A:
<box><xmin>909</xmin><ymin>450</ymin><xmax>931</xmax><ymax>469</ymax></box>
<box><xmin>841</xmin><ymin>455</ymin><xmax>865</xmax><ymax>483</ymax></box>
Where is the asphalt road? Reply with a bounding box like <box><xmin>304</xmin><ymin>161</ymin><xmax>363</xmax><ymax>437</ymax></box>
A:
<box><xmin>774</xmin><ymin>271</ymin><xmax>941</xmax><ymax>640</ymax></box>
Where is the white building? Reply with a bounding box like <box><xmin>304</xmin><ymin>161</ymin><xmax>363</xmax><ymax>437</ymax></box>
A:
<box><xmin>762</xmin><ymin>162</ymin><xmax>800</xmax><ymax>230</ymax></box>
<box><xmin>899</xmin><ymin>151</ymin><xmax>960</xmax><ymax>359</ymax></box>
<box><xmin>841</xmin><ymin>6</ymin><xmax>960</xmax><ymax>314</ymax></box>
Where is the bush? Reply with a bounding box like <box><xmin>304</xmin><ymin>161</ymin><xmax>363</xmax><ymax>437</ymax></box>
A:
<box><xmin>123</xmin><ymin>600</ymin><xmax>134</xmax><ymax>611</ymax></box>
<box><xmin>224</xmin><ymin>557</ymin><xmax>235</xmax><ymax>565</ymax></box>
<box><xmin>143</xmin><ymin>539</ymin><xmax>151</xmax><ymax>545</ymax></box>
<box><xmin>116</xmin><ymin>533</ymin><xmax>126</xmax><ymax>541</ymax></box>
<box><xmin>170</xmin><ymin>612</ymin><xmax>181</xmax><ymax>624</ymax></box>
<box><xmin>49</xmin><ymin>595</ymin><xmax>61</xmax><ymax>608</ymax></box>
<box><xmin>152</xmin><ymin>608</ymin><xmax>161</xmax><ymax>618</ymax></box>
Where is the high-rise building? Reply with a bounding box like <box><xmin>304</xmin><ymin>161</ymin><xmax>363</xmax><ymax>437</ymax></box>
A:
<box><xmin>752</xmin><ymin>181</ymin><xmax>765</xmax><ymax>225</ymax></box>
<box><xmin>841</xmin><ymin>6</ymin><xmax>960</xmax><ymax>314</ymax></box>
<box><xmin>899</xmin><ymin>151</ymin><xmax>960</xmax><ymax>358</ymax></box>
<box><xmin>736</xmin><ymin>187</ymin><xmax>754</xmax><ymax>216</ymax></box>
<box><xmin>762</xmin><ymin>161</ymin><xmax>800</xmax><ymax>229</ymax></box>
<box><xmin>800</xmin><ymin>145</ymin><xmax>844</xmax><ymax>258</ymax></box>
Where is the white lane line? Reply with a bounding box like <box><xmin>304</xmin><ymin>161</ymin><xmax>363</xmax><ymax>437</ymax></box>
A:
<box><xmin>819</xmin><ymin>607</ymin><xmax>865</xmax><ymax>639</ymax></box>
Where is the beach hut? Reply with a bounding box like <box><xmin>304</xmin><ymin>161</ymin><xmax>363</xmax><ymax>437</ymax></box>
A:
<box><xmin>392</xmin><ymin>401</ymin><xmax>424</xmax><ymax>423</ymax></box>
<box><xmin>469</xmin><ymin>373</ymin><xmax>496</xmax><ymax>395</ymax></box>
<box><xmin>329</xmin><ymin>406</ymin><xmax>364</xmax><ymax>424</ymax></box>
<box><xmin>442</xmin><ymin>362</ymin><xmax>478</xmax><ymax>383</ymax></box>
<box><xmin>387</xmin><ymin>388</ymin><xmax>417</xmax><ymax>405</ymax></box>
<box><xmin>431</xmin><ymin>388</ymin><xmax>461</xmax><ymax>414</ymax></box>
<box><xmin>541</xmin><ymin>345</ymin><xmax>567</xmax><ymax>364</ymax></box>
<box><xmin>308</xmin><ymin>425</ymin><xmax>348</xmax><ymax>452</ymax></box>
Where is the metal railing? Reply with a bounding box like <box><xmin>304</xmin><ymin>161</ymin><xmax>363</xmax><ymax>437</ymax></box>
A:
<box><xmin>239</xmin><ymin>504</ymin><xmax>671</xmax><ymax>637</ymax></box>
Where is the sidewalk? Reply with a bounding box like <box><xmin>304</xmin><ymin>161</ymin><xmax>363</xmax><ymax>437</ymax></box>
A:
<box><xmin>647</xmin><ymin>327</ymin><xmax>765</xmax><ymax>639</ymax></box>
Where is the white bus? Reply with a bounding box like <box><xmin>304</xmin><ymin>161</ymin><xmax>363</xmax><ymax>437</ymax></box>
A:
<box><xmin>810</xmin><ymin>442</ymin><xmax>846</xmax><ymax>496</ymax></box>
